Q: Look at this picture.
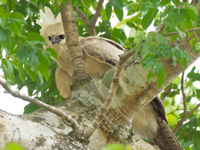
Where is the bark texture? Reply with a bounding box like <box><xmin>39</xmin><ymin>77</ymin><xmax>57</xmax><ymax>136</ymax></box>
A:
<box><xmin>1</xmin><ymin>47</ymin><xmax>200</xmax><ymax>149</ymax></box>
<box><xmin>60</xmin><ymin>0</ymin><xmax>88</xmax><ymax>82</ymax></box>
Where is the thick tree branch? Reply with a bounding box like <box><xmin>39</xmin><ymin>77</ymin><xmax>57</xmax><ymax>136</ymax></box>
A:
<box><xmin>173</xmin><ymin>103</ymin><xmax>200</xmax><ymax>134</ymax></box>
<box><xmin>60</xmin><ymin>0</ymin><xmax>89</xmax><ymax>82</ymax></box>
<box><xmin>0</xmin><ymin>79</ymin><xmax>80</xmax><ymax>130</ymax></box>
<box><xmin>85</xmin><ymin>49</ymin><xmax>135</xmax><ymax>138</ymax></box>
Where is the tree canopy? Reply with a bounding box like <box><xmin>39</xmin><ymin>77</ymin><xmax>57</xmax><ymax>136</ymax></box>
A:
<box><xmin>0</xmin><ymin>0</ymin><xmax>200</xmax><ymax>149</ymax></box>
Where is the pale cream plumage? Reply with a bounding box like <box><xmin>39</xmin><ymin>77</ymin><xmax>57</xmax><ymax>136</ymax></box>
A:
<box><xmin>38</xmin><ymin>7</ymin><xmax>124</xmax><ymax>98</ymax></box>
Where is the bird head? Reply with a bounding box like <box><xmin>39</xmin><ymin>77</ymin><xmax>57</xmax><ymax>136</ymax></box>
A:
<box><xmin>38</xmin><ymin>7</ymin><xmax>66</xmax><ymax>46</ymax></box>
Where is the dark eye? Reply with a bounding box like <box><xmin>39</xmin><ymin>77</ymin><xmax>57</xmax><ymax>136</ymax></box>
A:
<box><xmin>59</xmin><ymin>34</ymin><xmax>65</xmax><ymax>39</ymax></box>
<box><xmin>48</xmin><ymin>36</ymin><xmax>52</xmax><ymax>41</ymax></box>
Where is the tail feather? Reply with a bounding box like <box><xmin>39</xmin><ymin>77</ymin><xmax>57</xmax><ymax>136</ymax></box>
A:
<box><xmin>151</xmin><ymin>98</ymin><xmax>183</xmax><ymax>150</ymax></box>
<box><xmin>153</xmin><ymin>117</ymin><xmax>184</xmax><ymax>150</ymax></box>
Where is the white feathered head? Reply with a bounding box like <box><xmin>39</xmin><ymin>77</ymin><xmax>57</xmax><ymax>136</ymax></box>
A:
<box><xmin>38</xmin><ymin>7</ymin><xmax>65</xmax><ymax>45</ymax></box>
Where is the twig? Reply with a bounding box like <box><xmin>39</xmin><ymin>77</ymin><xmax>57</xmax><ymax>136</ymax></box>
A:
<box><xmin>194</xmin><ymin>30</ymin><xmax>200</xmax><ymax>39</ymax></box>
<box><xmin>84</xmin><ymin>49</ymin><xmax>135</xmax><ymax>138</ymax></box>
<box><xmin>157</xmin><ymin>23</ymin><xmax>166</xmax><ymax>34</ymax></box>
<box><xmin>164</xmin><ymin>27</ymin><xmax>200</xmax><ymax>36</ymax></box>
<box><xmin>74</xmin><ymin>7</ymin><xmax>90</xmax><ymax>25</ymax></box>
<box><xmin>90</xmin><ymin>0</ymin><xmax>104</xmax><ymax>27</ymax></box>
<box><xmin>74</xmin><ymin>0</ymin><xmax>104</xmax><ymax>35</ymax></box>
<box><xmin>161</xmin><ymin>83</ymin><xmax>172</xmax><ymax>101</ymax></box>
<box><xmin>173</xmin><ymin>72</ymin><xmax>200</xmax><ymax>134</ymax></box>
<box><xmin>167</xmin><ymin>106</ymin><xmax>180</xmax><ymax>115</ymax></box>
<box><xmin>0</xmin><ymin>79</ymin><xmax>80</xmax><ymax>130</ymax></box>
<box><xmin>181</xmin><ymin>72</ymin><xmax>187</xmax><ymax>114</ymax></box>
<box><xmin>173</xmin><ymin>103</ymin><xmax>200</xmax><ymax>134</ymax></box>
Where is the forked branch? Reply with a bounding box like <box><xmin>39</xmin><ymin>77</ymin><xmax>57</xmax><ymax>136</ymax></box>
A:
<box><xmin>173</xmin><ymin>72</ymin><xmax>200</xmax><ymax>134</ymax></box>
<box><xmin>173</xmin><ymin>103</ymin><xmax>200</xmax><ymax>134</ymax></box>
<box><xmin>0</xmin><ymin>79</ymin><xmax>80</xmax><ymax>130</ymax></box>
<box><xmin>74</xmin><ymin>0</ymin><xmax>104</xmax><ymax>35</ymax></box>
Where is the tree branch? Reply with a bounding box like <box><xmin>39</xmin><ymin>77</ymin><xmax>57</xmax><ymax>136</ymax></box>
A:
<box><xmin>0</xmin><ymin>79</ymin><xmax>80</xmax><ymax>130</ymax></box>
<box><xmin>74</xmin><ymin>7</ymin><xmax>90</xmax><ymax>25</ymax></box>
<box><xmin>164</xmin><ymin>27</ymin><xmax>200</xmax><ymax>36</ymax></box>
<box><xmin>173</xmin><ymin>103</ymin><xmax>200</xmax><ymax>134</ymax></box>
<box><xmin>74</xmin><ymin>0</ymin><xmax>104</xmax><ymax>35</ymax></box>
<box><xmin>60</xmin><ymin>0</ymin><xmax>89</xmax><ymax>82</ymax></box>
<box><xmin>167</xmin><ymin>106</ymin><xmax>180</xmax><ymax>116</ymax></box>
<box><xmin>161</xmin><ymin>83</ymin><xmax>172</xmax><ymax>101</ymax></box>
<box><xmin>181</xmin><ymin>72</ymin><xmax>187</xmax><ymax>114</ymax></box>
<box><xmin>90</xmin><ymin>0</ymin><xmax>104</xmax><ymax>27</ymax></box>
<box><xmin>85</xmin><ymin>49</ymin><xmax>135</xmax><ymax>138</ymax></box>
<box><xmin>157</xmin><ymin>23</ymin><xmax>166</xmax><ymax>34</ymax></box>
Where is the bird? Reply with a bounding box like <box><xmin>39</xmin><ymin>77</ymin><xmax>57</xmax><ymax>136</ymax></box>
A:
<box><xmin>38</xmin><ymin>7</ymin><xmax>183</xmax><ymax>150</ymax></box>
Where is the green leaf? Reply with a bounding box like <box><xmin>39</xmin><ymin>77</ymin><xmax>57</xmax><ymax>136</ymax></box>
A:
<box><xmin>8</xmin><ymin>23</ymin><xmax>22</xmax><ymax>36</ymax></box>
<box><xmin>110</xmin><ymin>0</ymin><xmax>123</xmax><ymax>8</ymax></box>
<box><xmin>24</xmin><ymin>103</ymin><xmax>40</xmax><ymax>114</ymax></box>
<box><xmin>172</xmin><ymin>0</ymin><xmax>180</xmax><ymax>6</ymax></box>
<box><xmin>157</xmin><ymin>67</ymin><xmax>166</xmax><ymax>88</ymax></box>
<box><xmin>9</xmin><ymin>12</ymin><xmax>26</xmax><ymax>24</ymax></box>
<box><xmin>16</xmin><ymin>45</ymin><xmax>29</xmax><ymax>64</ymax></box>
<box><xmin>142</xmin><ymin>55</ymin><xmax>156</xmax><ymax>69</ymax></box>
<box><xmin>27</xmin><ymin>32</ymin><xmax>46</xmax><ymax>45</ymax></box>
<box><xmin>167</xmin><ymin>114</ymin><xmax>178</xmax><ymax>125</ymax></box>
<box><xmin>147</xmin><ymin>70</ymin><xmax>155</xmax><ymax>82</ymax></box>
<box><xmin>46</xmin><ymin>48</ymin><xmax>58</xmax><ymax>59</ymax></box>
<box><xmin>142</xmin><ymin>8</ymin><xmax>158</xmax><ymax>29</ymax></box>
<box><xmin>179</xmin><ymin>51</ymin><xmax>190</xmax><ymax>69</ymax></box>
<box><xmin>25</xmin><ymin>62</ymin><xmax>37</xmax><ymax>81</ymax></box>
<box><xmin>0</xmin><ymin>27</ymin><xmax>7</xmax><ymax>43</ymax></box>
<box><xmin>141</xmin><ymin>41</ymin><xmax>150</xmax><ymax>58</ymax></box>
<box><xmin>105</xmin><ymin>2</ymin><xmax>112</xmax><ymax>20</ymax></box>
<box><xmin>110</xmin><ymin>0</ymin><xmax>124</xmax><ymax>21</ymax></box>
<box><xmin>2</xmin><ymin>59</ymin><xmax>15</xmax><ymax>83</ymax></box>
<box><xmin>175</xmin><ymin>27</ymin><xmax>186</xmax><ymax>39</ymax></box>
<box><xmin>38</xmin><ymin>50</ymin><xmax>50</xmax><ymax>81</ymax></box>
<box><xmin>114</xmin><ymin>6</ymin><xmax>123</xmax><ymax>21</ymax></box>
<box><xmin>101</xmin><ymin>144</ymin><xmax>131</xmax><ymax>150</ymax></box>
<box><xmin>5</xmin><ymin>142</ymin><xmax>25</xmax><ymax>150</ymax></box>
<box><xmin>12</xmin><ymin>59</ymin><xmax>26</xmax><ymax>82</ymax></box>
<box><xmin>187</xmin><ymin>67</ymin><xmax>200</xmax><ymax>81</ymax></box>
<box><xmin>0</xmin><ymin>6</ymin><xmax>7</xmax><ymax>19</ymax></box>
<box><xmin>28</xmin><ymin>51</ymin><xmax>39</xmax><ymax>71</ymax></box>
<box><xmin>160</xmin><ymin>0</ymin><xmax>170</xmax><ymax>6</ymax></box>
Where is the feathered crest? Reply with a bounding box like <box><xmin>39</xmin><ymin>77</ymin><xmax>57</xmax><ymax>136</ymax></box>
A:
<box><xmin>38</xmin><ymin>7</ymin><xmax>62</xmax><ymax>29</ymax></box>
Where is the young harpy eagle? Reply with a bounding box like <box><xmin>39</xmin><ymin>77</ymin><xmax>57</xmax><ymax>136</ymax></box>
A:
<box><xmin>38</xmin><ymin>7</ymin><xmax>183</xmax><ymax>150</ymax></box>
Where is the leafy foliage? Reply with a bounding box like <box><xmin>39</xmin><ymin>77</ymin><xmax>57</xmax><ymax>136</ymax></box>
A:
<box><xmin>0</xmin><ymin>0</ymin><xmax>200</xmax><ymax>149</ymax></box>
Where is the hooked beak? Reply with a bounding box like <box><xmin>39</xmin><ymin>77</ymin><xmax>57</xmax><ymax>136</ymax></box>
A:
<box><xmin>48</xmin><ymin>34</ymin><xmax>65</xmax><ymax>45</ymax></box>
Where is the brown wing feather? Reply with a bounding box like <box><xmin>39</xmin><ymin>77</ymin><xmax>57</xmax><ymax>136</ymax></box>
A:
<box><xmin>151</xmin><ymin>97</ymin><xmax>184</xmax><ymax>150</ymax></box>
<box><xmin>151</xmin><ymin>97</ymin><xmax>167</xmax><ymax>123</ymax></box>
